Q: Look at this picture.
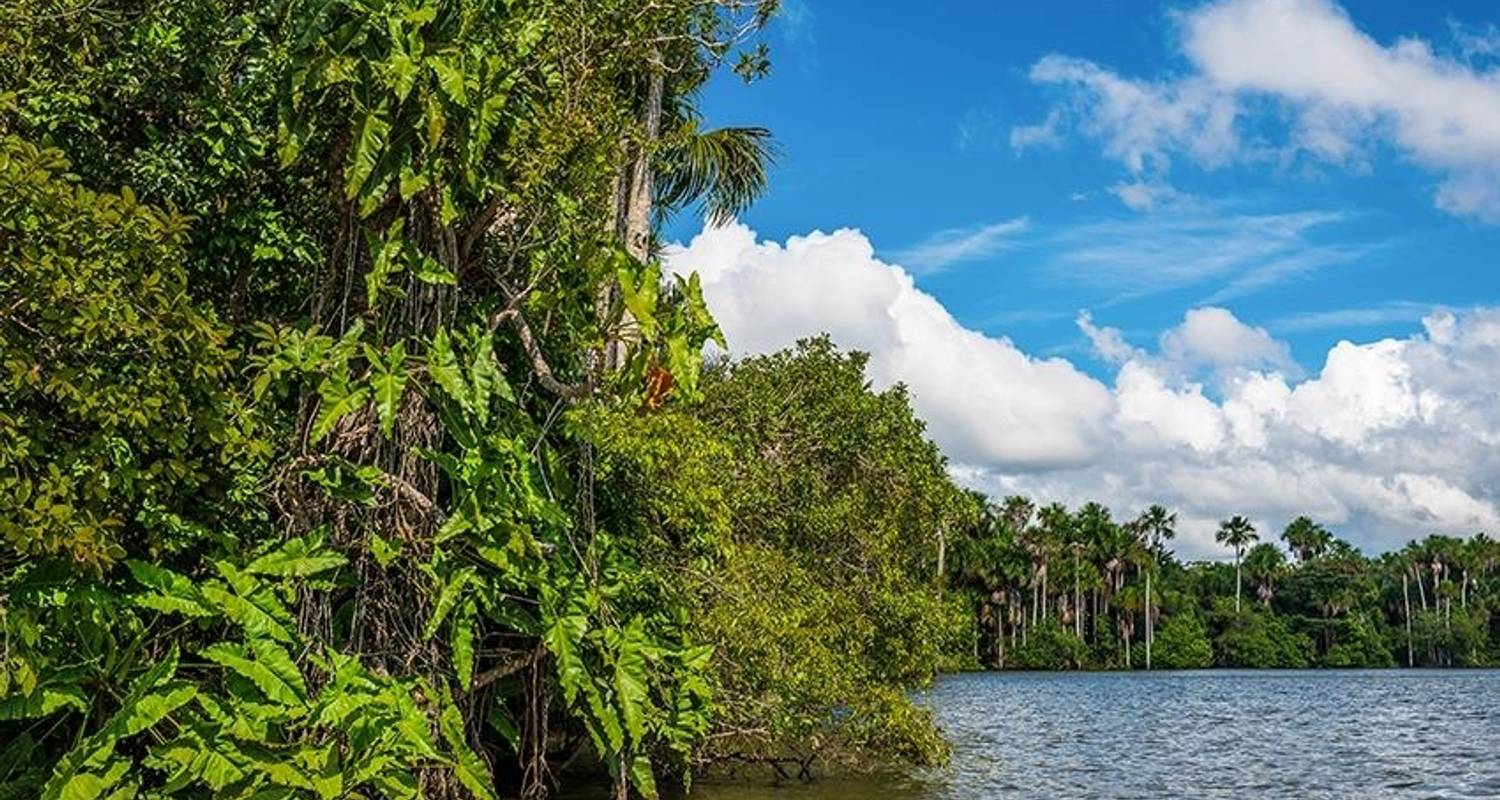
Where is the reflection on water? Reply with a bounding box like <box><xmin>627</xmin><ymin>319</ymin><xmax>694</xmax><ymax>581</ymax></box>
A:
<box><xmin>567</xmin><ymin>669</ymin><xmax>1500</xmax><ymax>799</ymax></box>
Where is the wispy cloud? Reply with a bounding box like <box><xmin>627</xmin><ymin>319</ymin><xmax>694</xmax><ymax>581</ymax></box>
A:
<box><xmin>1042</xmin><ymin>207</ymin><xmax>1359</xmax><ymax>303</ymax></box>
<box><xmin>890</xmin><ymin>217</ymin><xmax>1031</xmax><ymax>273</ymax></box>
<box><xmin>1268</xmin><ymin>302</ymin><xmax>1447</xmax><ymax>333</ymax></box>
<box><xmin>777</xmin><ymin>0</ymin><xmax>816</xmax><ymax>46</ymax></box>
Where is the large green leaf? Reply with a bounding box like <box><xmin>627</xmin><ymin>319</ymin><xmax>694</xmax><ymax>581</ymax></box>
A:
<box><xmin>437</xmin><ymin>691</ymin><xmax>496</xmax><ymax>800</ymax></box>
<box><xmin>245</xmin><ymin>534</ymin><xmax>347</xmax><ymax>578</ymax></box>
<box><xmin>427</xmin><ymin>327</ymin><xmax>469</xmax><ymax>409</ymax></box>
<box><xmin>199</xmin><ymin>584</ymin><xmax>294</xmax><ymax>643</ymax></box>
<box><xmin>126</xmin><ymin>561</ymin><xmax>213</xmax><ymax>617</ymax></box>
<box><xmin>615</xmin><ymin>617</ymin><xmax>651</xmax><ymax>746</ymax></box>
<box><xmin>452</xmin><ymin>598</ymin><xmax>478</xmax><ymax>691</ymax></box>
<box><xmin>630</xmin><ymin>754</ymin><xmax>660</xmax><ymax>800</ymax></box>
<box><xmin>422</xmin><ymin>567</ymin><xmax>475</xmax><ymax>641</ymax></box>
<box><xmin>367</xmin><ymin>341</ymin><xmax>409</xmax><ymax>437</ymax></box>
<box><xmin>118</xmin><ymin>682</ymin><xmax>197</xmax><ymax>737</ymax></box>
<box><xmin>345</xmin><ymin>103</ymin><xmax>392</xmax><ymax>200</ymax></box>
<box><xmin>202</xmin><ymin>642</ymin><xmax>306</xmax><ymax>707</ymax></box>
<box><xmin>0</xmin><ymin>685</ymin><xmax>88</xmax><ymax>720</ymax></box>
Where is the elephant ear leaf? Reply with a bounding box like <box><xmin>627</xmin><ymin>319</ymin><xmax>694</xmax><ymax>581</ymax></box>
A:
<box><xmin>311</xmin><ymin>380</ymin><xmax>370</xmax><ymax>445</ymax></box>
<box><xmin>615</xmin><ymin>617</ymin><xmax>650</xmax><ymax>746</ymax></box>
<box><xmin>438</xmin><ymin>689</ymin><xmax>497</xmax><ymax>800</ymax></box>
<box><xmin>366</xmin><ymin>341</ymin><xmax>409</xmax><ymax>438</ymax></box>
<box><xmin>630</xmin><ymin>754</ymin><xmax>659</xmax><ymax>800</ymax></box>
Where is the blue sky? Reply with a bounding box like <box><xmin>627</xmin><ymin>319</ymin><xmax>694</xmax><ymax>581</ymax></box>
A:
<box><xmin>673</xmin><ymin>0</ymin><xmax>1500</xmax><ymax>381</ymax></box>
<box><xmin>665</xmin><ymin>0</ymin><xmax>1500</xmax><ymax>556</ymax></box>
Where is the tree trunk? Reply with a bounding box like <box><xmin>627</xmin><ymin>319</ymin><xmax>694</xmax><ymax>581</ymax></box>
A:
<box><xmin>1145</xmin><ymin>568</ymin><xmax>1153</xmax><ymax>671</ymax></box>
<box><xmin>294</xmin><ymin>199</ymin><xmax>469</xmax><ymax>799</ymax></box>
<box><xmin>606</xmin><ymin>62</ymin><xmax>664</xmax><ymax>372</ymax></box>
<box><xmin>935</xmin><ymin>527</ymin><xmax>946</xmax><ymax>586</ymax></box>
<box><xmin>1416</xmin><ymin>566</ymin><xmax>1428</xmax><ymax>611</ymax></box>
<box><xmin>1234</xmin><ymin>554</ymin><xmax>1243</xmax><ymax>614</ymax></box>
<box><xmin>996</xmin><ymin>604</ymin><xmax>1005</xmax><ymax>669</ymax></box>
<box><xmin>1040</xmin><ymin>564</ymin><xmax>1048</xmax><ymax>621</ymax></box>
<box><xmin>1403</xmin><ymin>570</ymin><xmax>1413</xmax><ymax>668</ymax></box>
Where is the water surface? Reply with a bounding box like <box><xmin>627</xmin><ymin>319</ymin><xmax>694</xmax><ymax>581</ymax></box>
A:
<box><xmin>631</xmin><ymin>670</ymin><xmax>1500</xmax><ymax>799</ymax></box>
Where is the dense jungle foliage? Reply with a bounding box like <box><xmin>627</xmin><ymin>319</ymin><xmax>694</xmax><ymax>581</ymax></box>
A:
<box><xmin>0</xmin><ymin>1</ymin><xmax>979</xmax><ymax>798</ymax></box>
<box><xmin>949</xmin><ymin>499</ymin><xmax>1500</xmax><ymax>671</ymax></box>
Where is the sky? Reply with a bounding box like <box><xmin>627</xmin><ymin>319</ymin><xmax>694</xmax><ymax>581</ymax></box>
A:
<box><xmin>663</xmin><ymin>0</ymin><xmax>1500</xmax><ymax>560</ymax></box>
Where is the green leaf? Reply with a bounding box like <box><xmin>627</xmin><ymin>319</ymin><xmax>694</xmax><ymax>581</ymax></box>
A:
<box><xmin>452</xmin><ymin>598</ymin><xmax>477</xmax><ymax>691</ymax></box>
<box><xmin>346</xmin><ymin>104</ymin><xmax>392</xmax><ymax>201</ymax></box>
<box><xmin>245</xmin><ymin>534</ymin><xmax>347</xmax><ymax>577</ymax></box>
<box><xmin>370</xmin><ymin>533</ymin><xmax>403</xmax><ymax>568</ymax></box>
<box><xmin>126</xmin><ymin>561</ymin><xmax>213</xmax><ymax>617</ymax></box>
<box><xmin>311</xmin><ymin>382</ymin><xmax>370</xmax><ymax>445</ymax></box>
<box><xmin>119</xmin><ymin>682</ymin><xmax>196</xmax><ymax>737</ymax></box>
<box><xmin>422</xmin><ymin>567</ymin><xmax>474</xmax><ymax>641</ymax></box>
<box><xmin>203</xmin><ymin>642</ymin><xmax>307</xmax><ymax>707</ymax></box>
<box><xmin>411</xmin><ymin>252</ymin><xmax>456</xmax><ymax>286</ymax></box>
<box><xmin>429</xmin><ymin>57</ymin><xmax>467</xmax><ymax>105</ymax></box>
<box><xmin>0</xmin><ymin>685</ymin><xmax>88</xmax><ymax>720</ymax></box>
<box><xmin>630</xmin><ymin>754</ymin><xmax>659</xmax><ymax>800</ymax></box>
<box><xmin>200</xmin><ymin>584</ymin><xmax>294</xmax><ymax>643</ymax></box>
<box><xmin>367</xmin><ymin>341</ymin><xmax>409</xmax><ymax>437</ymax></box>
<box><xmin>388</xmin><ymin>52</ymin><xmax>419</xmax><ymax>103</ymax></box>
<box><xmin>438</xmin><ymin>690</ymin><xmax>496</xmax><ymax>800</ymax></box>
<box><xmin>427</xmin><ymin>327</ymin><xmax>469</xmax><ymax>409</ymax></box>
<box><xmin>615</xmin><ymin>617</ymin><xmax>650</xmax><ymax>746</ymax></box>
<box><xmin>365</xmin><ymin>220</ymin><xmax>408</xmax><ymax>307</ymax></box>
<box><xmin>617</xmin><ymin>261</ymin><xmax>661</xmax><ymax>341</ymax></box>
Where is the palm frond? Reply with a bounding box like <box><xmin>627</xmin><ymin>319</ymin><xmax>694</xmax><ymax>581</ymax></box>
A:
<box><xmin>656</xmin><ymin>122</ymin><xmax>777</xmax><ymax>225</ymax></box>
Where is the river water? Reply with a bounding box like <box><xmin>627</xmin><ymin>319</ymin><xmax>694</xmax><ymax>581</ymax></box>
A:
<box><xmin>612</xmin><ymin>670</ymin><xmax>1500</xmax><ymax>799</ymax></box>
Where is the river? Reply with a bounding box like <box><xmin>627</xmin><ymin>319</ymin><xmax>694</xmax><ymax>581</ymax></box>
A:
<box><xmin>574</xmin><ymin>669</ymin><xmax>1500</xmax><ymax>799</ymax></box>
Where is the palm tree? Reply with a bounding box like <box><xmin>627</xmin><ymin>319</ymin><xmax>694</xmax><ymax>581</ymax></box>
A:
<box><xmin>1281</xmin><ymin>516</ymin><xmax>1332</xmax><ymax>563</ymax></box>
<box><xmin>1135</xmin><ymin>504</ymin><xmax>1176</xmax><ymax>670</ymax></box>
<box><xmin>1074</xmin><ymin>502</ymin><xmax>1116</xmax><ymax>645</ymax></box>
<box><xmin>1243</xmin><ymin>543</ymin><xmax>1286</xmax><ymax>607</ymax></box>
<box><xmin>655</xmin><ymin>117</ymin><xmax>776</xmax><ymax>227</ymax></box>
<box><xmin>1037</xmin><ymin>502</ymin><xmax>1071</xmax><ymax>623</ymax></box>
<box><xmin>1115</xmin><ymin>584</ymin><xmax>1143</xmax><ymax>669</ymax></box>
<box><xmin>1216</xmin><ymin>516</ymin><xmax>1259</xmax><ymax>613</ymax></box>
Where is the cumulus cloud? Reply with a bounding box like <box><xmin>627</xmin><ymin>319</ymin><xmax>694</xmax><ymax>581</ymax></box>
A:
<box><xmin>1016</xmin><ymin>0</ymin><xmax>1500</xmax><ymax>221</ymax></box>
<box><xmin>668</xmin><ymin>222</ymin><xmax>1500</xmax><ymax>560</ymax></box>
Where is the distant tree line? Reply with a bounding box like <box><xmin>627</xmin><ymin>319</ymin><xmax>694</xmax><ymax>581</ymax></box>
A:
<box><xmin>948</xmin><ymin>498</ymin><xmax>1500</xmax><ymax>671</ymax></box>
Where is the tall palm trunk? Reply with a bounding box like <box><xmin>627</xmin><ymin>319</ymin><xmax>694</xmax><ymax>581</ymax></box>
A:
<box><xmin>1402</xmin><ymin>570</ymin><xmax>1413</xmax><ymax>667</ymax></box>
<box><xmin>1040</xmin><ymin>564</ymin><xmax>1049</xmax><ymax>621</ymax></box>
<box><xmin>1234</xmin><ymin>552</ymin><xmax>1243</xmax><ymax>613</ymax></box>
<box><xmin>996</xmin><ymin>603</ymin><xmax>1006</xmax><ymax>669</ymax></box>
<box><xmin>1145</xmin><ymin>568</ymin><xmax>1153</xmax><ymax>671</ymax></box>
<box><xmin>935</xmin><ymin>527</ymin><xmax>946</xmax><ymax>586</ymax></box>
<box><xmin>606</xmin><ymin>63</ymin><xmax>663</xmax><ymax>374</ymax></box>
<box><xmin>1073</xmin><ymin>552</ymin><xmax>1082</xmax><ymax>639</ymax></box>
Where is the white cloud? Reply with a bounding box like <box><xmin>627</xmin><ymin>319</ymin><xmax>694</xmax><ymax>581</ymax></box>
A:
<box><xmin>669</xmin><ymin>222</ymin><xmax>1500</xmax><ymax>560</ymax></box>
<box><xmin>1017</xmin><ymin>0</ymin><xmax>1500</xmax><ymax>221</ymax></box>
<box><xmin>1042</xmin><ymin>208</ymin><xmax>1356</xmax><ymax>302</ymax></box>
<box><xmin>670</xmin><ymin>222</ymin><xmax>1113</xmax><ymax>469</ymax></box>
<box><xmin>889</xmin><ymin>217</ymin><xmax>1030</xmax><ymax>273</ymax></box>
<box><xmin>1076</xmin><ymin>310</ymin><xmax>1141</xmax><ymax>365</ymax></box>
<box><xmin>1159</xmin><ymin>307</ymin><xmax>1295</xmax><ymax>374</ymax></box>
<box><xmin>1109</xmin><ymin>180</ymin><xmax>1190</xmax><ymax>211</ymax></box>
<box><xmin>1268</xmin><ymin>302</ymin><xmax>1442</xmax><ymax>333</ymax></box>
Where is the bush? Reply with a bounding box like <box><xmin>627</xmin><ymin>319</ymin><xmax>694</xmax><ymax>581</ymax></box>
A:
<box><xmin>0</xmin><ymin>137</ymin><xmax>260</xmax><ymax>568</ymax></box>
<box><xmin>1011</xmin><ymin>620</ymin><xmax>1090</xmax><ymax>670</ymax></box>
<box><xmin>1212</xmin><ymin>604</ymin><xmax>1313</xmax><ymax>668</ymax></box>
<box><xmin>1151</xmin><ymin>614</ymin><xmax>1213</xmax><ymax>669</ymax></box>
